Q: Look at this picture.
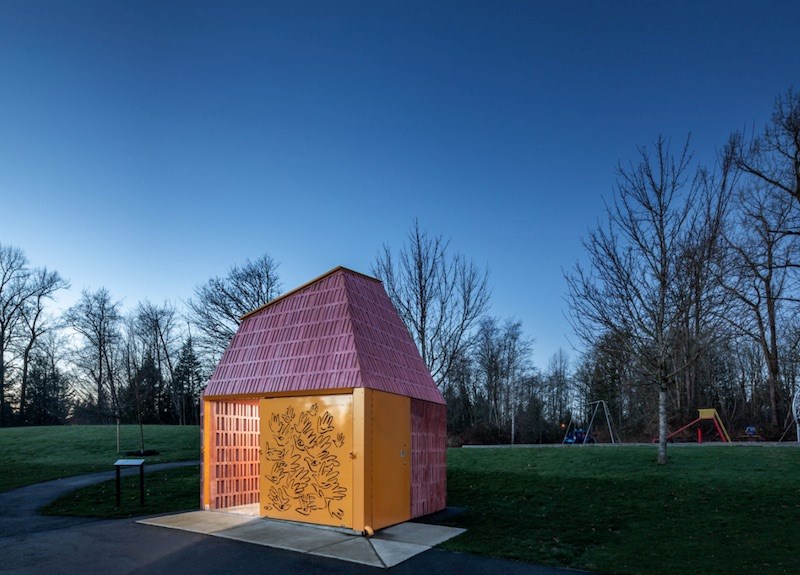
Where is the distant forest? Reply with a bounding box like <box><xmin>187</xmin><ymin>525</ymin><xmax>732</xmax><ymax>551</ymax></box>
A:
<box><xmin>1</xmin><ymin>88</ymin><xmax>798</xmax><ymax>444</ymax></box>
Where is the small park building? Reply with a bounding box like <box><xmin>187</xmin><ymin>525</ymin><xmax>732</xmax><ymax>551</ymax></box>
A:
<box><xmin>201</xmin><ymin>266</ymin><xmax>447</xmax><ymax>533</ymax></box>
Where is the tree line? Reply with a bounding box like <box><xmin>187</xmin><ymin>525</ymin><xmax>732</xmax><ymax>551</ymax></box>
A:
<box><xmin>565</xmin><ymin>88</ymin><xmax>800</xmax><ymax>461</ymax></box>
<box><xmin>379</xmin><ymin>89</ymin><xmax>800</xmax><ymax>456</ymax></box>
<box><xmin>0</xmin><ymin>251</ymin><xmax>281</xmax><ymax>428</ymax></box>
<box><xmin>1</xmin><ymin>88</ymin><xmax>798</xmax><ymax>457</ymax></box>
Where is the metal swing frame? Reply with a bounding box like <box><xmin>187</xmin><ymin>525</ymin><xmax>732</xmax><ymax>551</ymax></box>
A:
<box><xmin>562</xmin><ymin>400</ymin><xmax>618</xmax><ymax>444</ymax></box>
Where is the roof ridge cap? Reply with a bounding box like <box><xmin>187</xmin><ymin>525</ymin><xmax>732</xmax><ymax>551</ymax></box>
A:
<box><xmin>240</xmin><ymin>266</ymin><xmax>380</xmax><ymax>321</ymax></box>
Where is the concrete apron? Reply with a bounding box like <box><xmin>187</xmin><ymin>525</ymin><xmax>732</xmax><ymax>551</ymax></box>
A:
<box><xmin>137</xmin><ymin>508</ymin><xmax>465</xmax><ymax>568</ymax></box>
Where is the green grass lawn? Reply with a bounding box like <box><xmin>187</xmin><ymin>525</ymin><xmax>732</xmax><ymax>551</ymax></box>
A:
<box><xmin>39</xmin><ymin>465</ymin><xmax>201</xmax><ymax>519</ymax></box>
<box><xmin>440</xmin><ymin>446</ymin><xmax>800</xmax><ymax>574</ymax></box>
<box><xmin>0</xmin><ymin>425</ymin><xmax>200</xmax><ymax>492</ymax></box>
<box><xmin>5</xmin><ymin>427</ymin><xmax>799</xmax><ymax>574</ymax></box>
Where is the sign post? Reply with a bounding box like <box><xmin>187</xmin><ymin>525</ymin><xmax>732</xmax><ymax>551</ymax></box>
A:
<box><xmin>114</xmin><ymin>459</ymin><xmax>145</xmax><ymax>506</ymax></box>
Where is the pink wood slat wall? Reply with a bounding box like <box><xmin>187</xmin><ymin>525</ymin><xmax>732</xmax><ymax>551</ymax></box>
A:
<box><xmin>208</xmin><ymin>400</ymin><xmax>260</xmax><ymax>509</ymax></box>
<box><xmin>410</xmin><ymin>399</ymin><xmax>447</xmax><ymax>518</ymax></box>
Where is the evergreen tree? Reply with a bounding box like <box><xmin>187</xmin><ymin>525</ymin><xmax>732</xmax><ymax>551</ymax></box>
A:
<box><xmin>172</xmin><ymin>337</ymin><xmax>205</xmax><ymax>425</ymax></box>
<box><xmin>24</xmin><ymin>351</ymin><xmax>72</xmax><ymax>425</ymax></box>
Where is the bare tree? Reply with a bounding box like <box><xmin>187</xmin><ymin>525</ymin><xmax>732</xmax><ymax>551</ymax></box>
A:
<box><xmin>474</xmin><ymin>317</ymin><xmax>532</xmax><ymax>429</ymax></box>
<box><xmin>133</xmin><ymin>300</ymin><xmax>181</xmax><ymax>422</ymax></box>
<box><xmin>731</xmin><ymin>87</ymin><xmax>800</xmax><ymax>208</ymax></box>
<box><xmin>442</xmin><ymin>347</ymin><xmax>478</xmax><ymax>433</ymax></box>
<box><xmin>65</xmin><ymin>288</ymin><xmax>123</xmax><ymax>422</ymax></box>
<box><xmin>372</xmin><ymin>220</ymin><xmax>490</xmax><ymax>387</ymax></box>
<box><xmin>499</xmin><ymin>319</ymin><xmax>532</xmax><ymax>431</ymax></box>
<box><xmin>188</xmin><ymin>254</ymin><xmax>281</xmax><ymax>363</ymax></box>
<box><xmin>721</xmin><ymin>89</ymin><xmax>800</xmax><ymax>430</ymax></box>
<box><xmin>566</xmin><ymin>136</ymin><xmax>716</xmax><ymax>464</ymax></box>
<box><xmin>475</xmin><ymin>317</ymin><xmax>504</xmax><ymax>425</ymax></box>
<box><xmin>543</xmin><ymin>349</ymin><xmax>571</xmax><ymax>427</ymax></box>
<box><xmin>18</xmin><ymin>268</ymin><xmax>69</xmax><ymax>423</ymax></box>
<box><xmin>0</xmin><ymin>244</ymin><xmax>32</xmax><ymax>425</ymax></box>
<box><xmin>0</xmin><ymin>244</ymin><xmax>67</xmax><ymax>426</ymax></box>
<box><xmin>671</xmin><ymin>160</ymin><xmax>733</xmax><ymax>416</ymax></box>
<box><xmin>722</xmin><ymin>184</ymin><xmax>797</xmax><ymax>427</ymax></box>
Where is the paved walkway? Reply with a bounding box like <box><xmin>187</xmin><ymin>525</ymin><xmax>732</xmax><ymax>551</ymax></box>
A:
<box><xmin>0</xmin><ymin>461</ymin><xmax>198</xmax><ymax>538</ymax></box>
<box><xmin>0</xmin><ymin>464</ymin><xmax>588</xmax><ymax>574</ymax></box>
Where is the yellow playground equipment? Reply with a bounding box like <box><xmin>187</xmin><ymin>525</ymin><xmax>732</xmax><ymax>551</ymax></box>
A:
<box><xmin>664</xmin><ymin>408</ymin><xmax>731</xmax><ymax>443</ymax></box>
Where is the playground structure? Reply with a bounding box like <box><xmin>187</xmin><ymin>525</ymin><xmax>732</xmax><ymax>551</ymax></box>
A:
<box><xmin>792</xmin><ymin>389</ymin><xmax>800</xmax><ymax>442</ymax></box>
<box><xmin>562</xmin><ymin>400</ymin><xmax>618</xmax><ymax>444</ymax></box>
<box><xmin>664</xmin><ymin>408</ymin><xmax>731</xmax><ymax>443</ymax></box>
<box><xmin>777</xmin><ymin>388</ymin><xmax>800</xmax><ymax>442</ymax></box>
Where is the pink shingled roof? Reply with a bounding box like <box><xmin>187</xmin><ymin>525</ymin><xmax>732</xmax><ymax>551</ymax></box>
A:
<box><xmin>203</xmin><ymin>267</ymin><xmax>444</xmax><ymax>405</ymax></box>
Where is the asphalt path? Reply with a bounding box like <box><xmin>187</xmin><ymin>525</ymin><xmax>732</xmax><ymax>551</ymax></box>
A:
<box><xmin>0</xmin><ymin>463</ymin><xmax>588</xmax><ymax>575</ymax></box>
<box><xmin>0</xmin><ymin>461</ymin><xmax>199</xmax><ymax>538</ymax></box>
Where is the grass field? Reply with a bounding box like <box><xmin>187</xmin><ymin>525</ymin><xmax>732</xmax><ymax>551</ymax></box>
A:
<box><xmin>441</xmin><ymin>446</ymin><xmax>800</xmax><ymax>574</ymax></box>
<box><xmin>38</xmin><ymin>465</ymin><xmax>201</xmax><ymax>519</ymax></box>
<box><xmin>0</xmin><ymin>425</ymin><xmax>200</xmax><ymax>492</ymax></box>
<box><xmin>4</xmin><ymin>427</ymin><xmax>799</xmax><ymax>574</ymax></box>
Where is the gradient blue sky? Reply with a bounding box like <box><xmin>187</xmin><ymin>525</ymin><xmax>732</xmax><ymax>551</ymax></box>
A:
<box><xmin>1</xmin><ymin>1</ymin><xmax>797</xmax><ymax>368</ymax></box>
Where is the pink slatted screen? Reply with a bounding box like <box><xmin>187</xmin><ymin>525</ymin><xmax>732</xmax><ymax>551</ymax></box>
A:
<box><xmin>204</xmin><ymin>267</ymin><xmax>444</xmax><ymax>405</ymax></box>
<box><xmin>410</xmin><ymin>399</ymin><xmax>447</xmax><ymax>518</ymax></box>
<box><xmin>208</xmin><ymin>400</ymin><xmax>260</xmax><ymax>509</ymax></box>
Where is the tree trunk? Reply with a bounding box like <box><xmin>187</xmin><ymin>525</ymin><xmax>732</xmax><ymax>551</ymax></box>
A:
<box><xmin>135</xmin><ymin>378</ymin><xmax>145</xmax><ymax>453</ymax></box>
<box><xmin>766</xmin><ymin>301</ymin><xmax>780</xmax><ymax>428</ymax></box>
<box><xmin>97</xmin><ymin>344</ymin><xmax>104</xmax><ymax>417</ymax></box>
<box><xmin>20</xmin><ymin>345</ymin><xmax>31</xmax><ymax>424</ymax></box>
<box><xmin>658</xmin><ymin>384</ymin><xmax>668</xmax><ymax>464</ymax></box>
<box><xmin>0</xmin><ymin>353</ymin><xmax>5</xmax><ymax>428</ymax></box>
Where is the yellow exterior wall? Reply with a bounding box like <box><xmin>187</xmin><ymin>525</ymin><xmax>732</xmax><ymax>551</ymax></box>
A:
<box><xmin>201</xmin><ymin>399</ymin><xmax>212</xmax><ymax>510</ymax></box>
<box><xmin>259</xmin><ymin>394</ymin><xmax>354</xmax><ymax>528</ymax></box>
<box><xmin>352</xmin><ymin>388</ymin><xmax>372</xmax><ymax>532</ymax></box>
<box><xmin>204</xmin><ymin>388</ymin><xmax>415</xmax><ymax>533</ymax></box>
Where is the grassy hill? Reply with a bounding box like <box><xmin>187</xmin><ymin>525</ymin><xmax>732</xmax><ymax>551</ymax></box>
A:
<box><xmin>0</xmin><ymin>424</ymin><xmax>200</xmax><ymax>492</ymax></box>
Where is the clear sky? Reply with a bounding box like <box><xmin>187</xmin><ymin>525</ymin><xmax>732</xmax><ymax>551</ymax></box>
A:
<box><xmin>1</xmin><ymin>1</ymin><xmax>797</xmax><ymax>369</ymax></box>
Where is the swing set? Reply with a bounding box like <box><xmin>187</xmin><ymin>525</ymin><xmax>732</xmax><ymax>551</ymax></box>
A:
<box><xmin>562</xmin><ymin>400</ymin><xmax>618</xmax><ymax>444</ymax></box>
<box><xmin>777</xmin><ymin>389</ymin><xmax>800</xmax><ymax>442</ymax></box>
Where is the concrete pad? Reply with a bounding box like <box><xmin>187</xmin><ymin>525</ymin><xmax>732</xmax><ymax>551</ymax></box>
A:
<box><xmin>310</xmin><ymin>537</ymin><xmax>385</xmax><ymax>567</ymax></box>
<box><xmin>224</xmin><ymin>503</ymin><xmax>259</xmax><ymax>516</ymax></box>
<box><xmin>138</xmin><ymin>511</ymin><xmax>467</xmax><ymax>568</ymax></box>
<box><xmin>375</xmin><ymin>522</ymin><xmax>466</xmax><ymax>546</ymax></box>
<box><xmin>215</xmin><ymin>518</ymin><xmax>351</xmax><ymax>552</ymax></box>
<box><xmin>370</xmin><ymin>538</ymin><xmax>431</xmax><ymax>567</ymax></box>
<box><xmin>138</xmin><ymin>511</ymin><xmax>258</xmax><ymax>534</ymax></box>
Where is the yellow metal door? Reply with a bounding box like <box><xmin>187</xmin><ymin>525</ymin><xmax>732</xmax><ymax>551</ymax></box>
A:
<box><xmin>259</xmin><ymin>394</ymin><xmax>353</xmax><ymax>528</ymax></box>
<box><xmin>370</xmin><ymin>391</ymin><xmax>411</xmax><ymax>529</ymax></box>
